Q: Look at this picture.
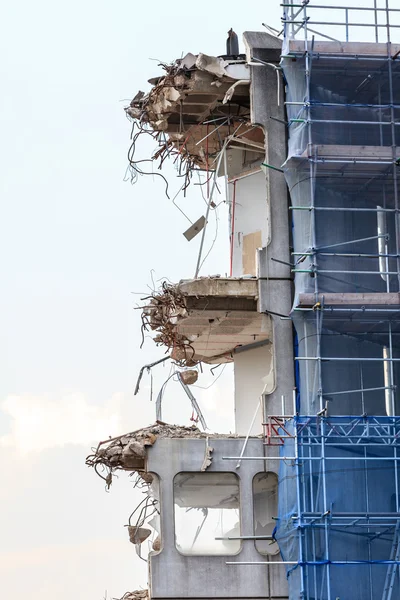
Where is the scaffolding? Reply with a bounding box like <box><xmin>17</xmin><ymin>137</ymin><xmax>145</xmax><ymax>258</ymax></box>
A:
<box><xmin>276</xmin><ymin>1</ymin><xmax>400</xmax><ymax>598</ymax></box>
<box><xmin>273</xmin><ymin>415</ymin><xmax>400</xmax><ymax>599</ymax></box>
<box><xmin>223</xmin><ymin>415</ymin><xmax>400</xmax><ymax>598</ymax></box>
<box><xmin>219</xmin><ymin>3</ymin><xmax>400</xmax><ymax>596</ymax></box>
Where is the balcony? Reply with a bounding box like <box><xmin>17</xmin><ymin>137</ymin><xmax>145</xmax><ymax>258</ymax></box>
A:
<box><xmin>142</xmin><ymin>277</ymin><xmax>272</xmax><ymax>365</ymax></box>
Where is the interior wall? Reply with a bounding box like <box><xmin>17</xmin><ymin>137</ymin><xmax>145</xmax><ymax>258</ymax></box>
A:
<box><xmin>229</xmin><ymin>169</ymin><xmax>269</xmax><ymax>277</ymax></box>
<box><xmin>233</xmin><ymin>342</ymin><xmax>274</xmax><ymax>435</ymax></box>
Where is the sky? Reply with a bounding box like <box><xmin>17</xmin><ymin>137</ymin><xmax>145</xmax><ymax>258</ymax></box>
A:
<box><xmin>2</xmin><ymin>0</ymin><xmax>396</xmax><ymax>598</ymax></box>
<box><xmin>0</xmin><ymin>1</ymin><xmax>285</xmax><ymax>599</ymax></box>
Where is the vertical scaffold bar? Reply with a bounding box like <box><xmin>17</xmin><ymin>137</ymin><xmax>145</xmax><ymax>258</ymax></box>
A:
<box><xmin>364</xmin><ymin>424</ymin><xmax>374</xmax><ymax>600</ymax></box>
<box><xmin>389</xmin><ymin>322</ymin><xmax>396</xmax><ymax>417</ymax></box>
<box><xmin>386</xmin><ymin>0</ymin><xmax>391</xmax><ymax>45</ymax></box>
<box><xmin>282</xmin><ymin>3</ymin><xmax>400</xmax><ymax>599</ymax></box>
<box><xmin>382</xmin><ymin>522</ymin><xmax>400</xmax><ymax>600</ymax></box>
<box><xmin>307</xmin><ymin>418</ymin><xmax>318</xmax><ymax>600</ymax></box>
<box><xmin>290</xmin><ymin>0</ymin><xmax>295</xmax><ymax>40</ymax></box>
<box><xmin>320</xmin><ymin>418</ymin><xmax>331</xmax><ymax>600</ymax></box>
<box><xmin>294</xmin><ymin>416</ymin><xmax>306</xmax><ymax>598</ymax></box>
<box><xmin>386</xmin><ymin>2</ymin><xmax>400</xmax><ymax>292</ymax></box>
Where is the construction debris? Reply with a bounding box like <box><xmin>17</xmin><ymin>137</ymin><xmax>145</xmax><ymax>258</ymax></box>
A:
<box><xmin>116</xmin><ymin>591</ymin><xmax>148</xmax><ymax>600</ymax></box>
<box><xmin>179</xmin><ymin>369</ymin><xmax>198</xmax><ymax>385</ymax></box>
<box><xmin>124</xmin><ymin>52</ymin><xmax>259</xmax><ymax>192</ymax></box>
<box><xmin>140</xmin><ymin>281</ymin><xmax>196</xmax><ymax>366</ymax></box>
<box><xmin>86</xmin><ymin>422</ymin><xmax>240</xmax><ymax>487</ymax></box>
<box><xmin>134</xmin><ymin>355</ymin><xmax>170</xmax><ymax>396</ymax></box>
<box><xmin>140</xmin><ymin>277</ymin><xmax>272</xmax><ymax>366</ymax></box>
<box><xmin>127</xmin><ymin>526</ymin><xmax>151</xmax><ymax>545</ymax></box>
<box><xmin>87</xmin><ymin>423</ymin><xmax>207</xmax><ymax>486</ymax></box>
<box><xmin>200</xmin><ymin>437</ymin><xmax>214</xmax><ymax>471</ymax></box>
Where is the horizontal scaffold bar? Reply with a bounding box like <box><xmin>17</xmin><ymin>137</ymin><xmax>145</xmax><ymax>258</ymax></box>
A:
<box><xmin>293</xmin><ymin>252</ymin><xmax>399</xmax><ymax>258</ymax></box>
<box><xmin>295</xmin><ymin>357</ymin><xmax>400</xmax><ymax>362</ymax></box>
<box><xmin>281</xmin><ymin>3</ymin><xmax>400</xmax><ymax>11</ymax></box>
<box><xmin>291</xmin><ymin>207</ymin><xmax>398</xmax><ymax>212</ymax></box>
<box><xmin>227</xmin><ymin>560</ymin><xmax>400</xmax><ymax>566</ymax></box>
<box><xmin>303</xmin><ymin>512</ymin><xmax>400</xmax><ymax>518</ymax></box>
<box><xmin>282</xmin><ymin>21</ymin><xmax>400</xmax><ymax>29</ymax></box>
<box><xmin>215</xmin><ymin>535</ymin><xmax>274</xmax><ymax>540</ymax></box>
<box><xmin>293</xmin><ymin>269</ymin><xmax>398</xmax><ymax>274</ymax></box>
<box><xmin>307</xmin><ymin>119</ymin><xmax>400</xmax><ymax>125</ymax></box>
<box><xmin>293</xmin><ymin>308</ymin><xmax>400</xmax><ymax>313</ymax></box>
<box><xmin>323</xmin><ymin>386</ymin><xmax>390</xmax><ymax>396</ymax></box>
<box><xmin>286</xmin><ymin>102</ymin><xmax>400</xmax><ymax>108</ymax></box>
<box><xmin>223</xmin><ymin>456</ymin><xmax>400</xmax><ymax>461</ymax></box>
<box><xmin>283</xmin><ymin>54</ymin><xmax>397</xmax><ymax>61</ymax></box>
<box><xmin>227</xmin><ymin>561</ymin><xmax>297</xmax><ymax>565</ymax></box>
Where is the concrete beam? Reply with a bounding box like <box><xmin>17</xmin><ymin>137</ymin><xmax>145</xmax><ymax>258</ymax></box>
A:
<box><xmin>298</xmin><ymin>292</ymin><xmax>400</xmax><ymax>307</ymax></box>
<box><xmin>289</xmin><ymin>40</ymin><xmax>400</xmax><ymax>57</ymax></box>
<box><xmin>178</xmin><ymin>277</ymin><xmax>259</xmax><ymax>298</ymax></box>
<box><xmin>243</xmin><ymin>32</ymin><xmax>291</xmax><ymax>281</ymax></box>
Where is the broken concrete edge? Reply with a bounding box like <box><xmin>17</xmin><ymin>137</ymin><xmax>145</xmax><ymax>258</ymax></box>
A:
<box><xmin>141</xmin><ymin>280</ymin><xmax>231</xmax><ymax>366</ymax></box>
<box><xmin>242</xmin><ymin>31</ymin><xmax>282</xmax><ymax>132</ymax></box>
<box><xmin>125</xmin><ymin>36</ymin><xmax>285</xmax><ymax>193</ymax></box>
<box><xmin>115</xmin><ymin>590</ymin><xmax>148</xmax><ymax>600</ymax></box>
<box><xmin>177</xmin><ymin>276</ymin><xmax>259</xmax><ymax>297</ymax></box>
<box><xmin>140</xmin><ymin>281</ymin><xmax>197</xmax><ymax>367</ymax></box>
<box><xmin>242</xmin><ymin>31</ymin><xmax>282</xmax><ymax>64</ymax></box>
<box><xmin>86</xmin><ymin>421</ymin><xmax>261</xmax><ymax>489</ymax></box>
<box><xmin>125</xmin><ymin>50</ymin><xmax>258</xmax><ymax>181</ymax></box>
<box><xmin>140</xmin><ymin>277</ymin><xmax>262</xmax><ymax>366</ymax></box>
<box><xmin>127</xmin><ymin>52</ymin><xmax>248</xmax><ymax>123</ymax></box>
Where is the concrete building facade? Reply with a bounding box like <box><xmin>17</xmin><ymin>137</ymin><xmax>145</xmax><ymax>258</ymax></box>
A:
<box><xmin>88</xmin><ymin>3</ymin><xmax>400</xmax><ymax>599</ymax></box>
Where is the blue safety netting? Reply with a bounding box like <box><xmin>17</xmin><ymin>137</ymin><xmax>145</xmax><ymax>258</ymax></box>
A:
<box><xmin>275</xmin><ymin>417</ymin><xmax>400</xmax><ymax>599</ymax></box>
<box><xmin>276</xmin><ymin>24</ymin><xmax>400</xmax><ymax>599</ymax></box>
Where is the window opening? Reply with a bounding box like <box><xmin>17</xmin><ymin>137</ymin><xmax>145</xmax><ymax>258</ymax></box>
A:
<box><xmin>253</xmin><ymin>472</ymin><xmax>279</xmax><ymax>555</ymax></box>
<box><xmin>174</xmin><ymin>472</ymin><xmax>240</xmax><ymax>555</ymax></box>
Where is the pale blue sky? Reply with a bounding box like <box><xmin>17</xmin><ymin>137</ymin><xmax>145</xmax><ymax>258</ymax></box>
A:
<box><xmin>0</xmin><ymin>1</ymin><xmax>283</xmax><ymax>598</ymax></box>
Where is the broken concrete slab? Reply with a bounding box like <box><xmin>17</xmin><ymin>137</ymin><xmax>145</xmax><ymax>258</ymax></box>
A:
<box><xmin>117</xmin><ymin>591</ymin><xmax>149</xmax><ymax>600</ymax></box>
<box><xmin>86</xmin><ymin>422</ymin><xmax>250</xmax><ymax>487</ymax></box>
<box><xmin>141</xmin><ymin>278</ymin><xmax>272</xmax><ymax>365</ymax></box>
<box><xmin>125</xmin><ymin>53</ymin><xmax>253</xmax><ymax>172</ymax></box>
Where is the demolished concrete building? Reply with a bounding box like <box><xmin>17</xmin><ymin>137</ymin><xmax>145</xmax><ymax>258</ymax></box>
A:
<box><xmin>88</xmin><ymin>3</ymin><xmax>400</xmax><ymax>599</ymax></box>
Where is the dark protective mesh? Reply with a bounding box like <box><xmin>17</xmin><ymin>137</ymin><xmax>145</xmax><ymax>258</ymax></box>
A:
<box><xmin>276</xmin><ymin>417</ymin><xmax>400</xmax><ymax>599</ymax></box>
<box><xmin>275</xmin><ymin>4</ymin><xmax>400</xmax><ymax>597</ymax></box>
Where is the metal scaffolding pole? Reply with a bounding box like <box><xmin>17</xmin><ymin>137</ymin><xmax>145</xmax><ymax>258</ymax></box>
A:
<box><xmin>276</xmin><ymin>3</ymin><xmax>400</xmax><ymax>598</ymax></box>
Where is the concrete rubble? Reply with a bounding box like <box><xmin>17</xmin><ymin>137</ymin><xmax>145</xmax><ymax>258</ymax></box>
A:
<box><xmin>125</xmin><ymin>52</ymin><xmax>251</xmax><ymax>166</ymax></box>
<box><xmin>86</xmin><ymin>422</ymin><xmax>240</xmax><ymax>487</ymax></box>
<box><xmin>125</xmin><ymin>51</ymin><xmax>264</xmax><ymax>186</ymax></box>
<box><xmin>141</xmin><ymin>281</ymin><xmax>193</xmax><ymax>365</ymax></box>
<box><xmin>141</xmin><ymin>277</ymin><xmax>272</xmax><ymax>365</ymax></box>
<box><xmin>179</xmin><ymin>369</ymin><xmax>198</xmax><ymax>385</ymax></box>
<box><xmin>117</xmin><ymin>590</ymin><xmax>148</xmax><ymax>600</ymax></box>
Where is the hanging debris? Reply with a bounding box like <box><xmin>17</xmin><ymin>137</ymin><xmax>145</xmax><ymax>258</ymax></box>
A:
<box><xmin>86</xmin><ymin>422</ymin><xmax>240</xmax><ymax>488</ymax></box>
<box><xmin>140</xmin><ymin>280</ymin><xmax>196</xmax><ymax>366</ymax></box>
<box><xmin>134</xmin><ymin>355</ymin><xmax>170</xmax><ymax>396</ymax></box>
<box><xmin>126</xmin><ymin>489</ymin><xmax>159</xmax><ymax>551</ymax></box>
<box><xmin>124</xmin><ymin>52</ymin><xmax>263</xmax><ymax>192</ymax></box>
<box><xmin>87</xmin><ymin>423</ymin><xmax>206</xmax><ymax>486</ymax></box>
<box><xmin>115</xmin><ymin>591</ymin><xmax>148</xmax><ymax>600</ymax></box>
<box><xmin>152</xmin><ymin>371</ymin><xmax>207</xmax><ymax>430</ymax></box>
<box><xmin>127</xmin><ymin>526</ymin><xmax>151</xmax><ymax>545</ymax></box>
<box><xmin>179</xmin><ymin>369</ymin><xmax>198</xmax><ymax>385</ymax></box>
<box><xmin>139</xmin><ymin>277</ymin><xmax>272</xmax><ymax>366</ymax></box>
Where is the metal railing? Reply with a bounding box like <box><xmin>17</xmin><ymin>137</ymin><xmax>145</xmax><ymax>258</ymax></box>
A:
<box><xmin>280</xmin><ymin>1</ymin><xmax>400</xmax><ymax>44</ymax></box>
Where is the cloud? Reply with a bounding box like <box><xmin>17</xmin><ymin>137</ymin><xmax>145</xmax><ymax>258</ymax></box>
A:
<box><xmin>0</xmin><ymin>365</ymin><xmax>236</xmax><ymax>456</ymax></box>
<box><xmin>0</xmin><ymin>538</ymin><xmax>144</xmax><ymax>600</ymax></box>
<box><xmin>192</xmin><ymin>365</ymin><xmax>235</xmax><ymax>432</ymax></box>
<box><xmin>0</xmin><ymin>538</ymin><xmax>126</xmax><ymax>571</ymax></box>
<box><xmin>0</xmin><ymin>392</ymin><xmax>130</xmax><ymax>454</ymax></box>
